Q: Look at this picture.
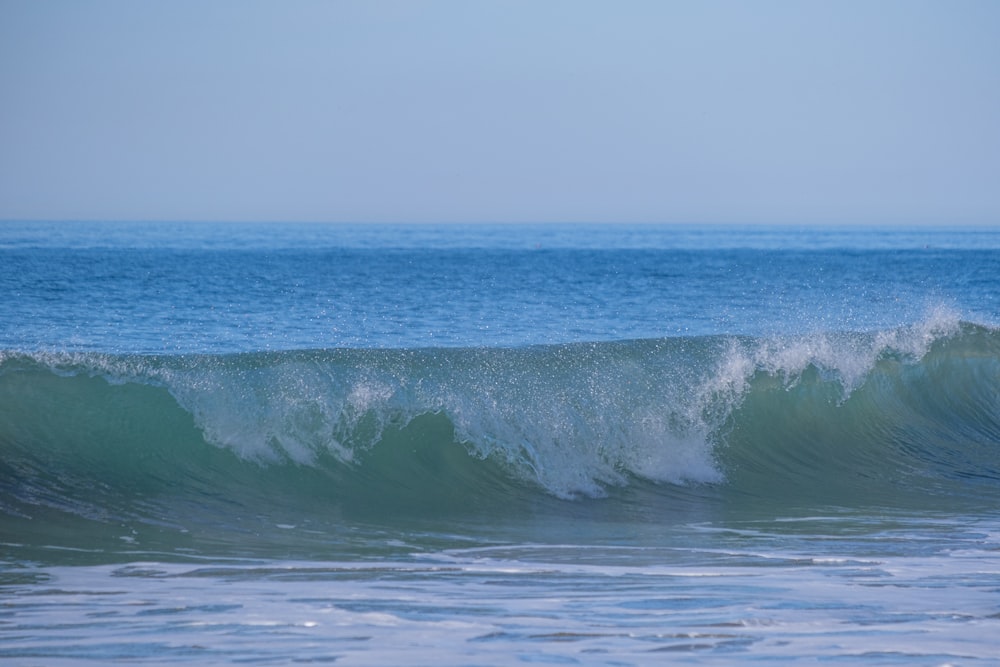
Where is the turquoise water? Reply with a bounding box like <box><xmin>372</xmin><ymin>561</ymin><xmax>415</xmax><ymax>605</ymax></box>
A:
<box><xmin>2</xmin><ymin>222</ymin><xmax>999</xmax><ymax>665</ymax></box>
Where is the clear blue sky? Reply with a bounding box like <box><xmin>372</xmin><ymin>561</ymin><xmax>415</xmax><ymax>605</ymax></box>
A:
<box><xmin>1</xmin><ymin>0</ymin><xmax>998</xmax><ymax>224</ymax></box>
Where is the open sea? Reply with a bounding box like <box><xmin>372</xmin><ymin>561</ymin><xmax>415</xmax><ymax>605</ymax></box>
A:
<box><xmin>1</xmin><ymin>221</ymin><xmax>999</xmax><ymax>666</ymax></box>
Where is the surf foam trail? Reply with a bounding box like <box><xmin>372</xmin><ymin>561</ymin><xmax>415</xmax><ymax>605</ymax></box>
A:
<box><xmin>2</xmin><ymin>315</ymin><xmax>998</xmax><ymax>552</ymax></box>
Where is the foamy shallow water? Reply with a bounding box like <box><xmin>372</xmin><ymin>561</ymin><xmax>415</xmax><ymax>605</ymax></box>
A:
<box><xmin>4</xmin><ymin>515</ymin><xmax>999</xmax><ymax>666</ymax></box>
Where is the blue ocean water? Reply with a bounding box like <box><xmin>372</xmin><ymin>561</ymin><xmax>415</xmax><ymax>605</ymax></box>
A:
<box><xmin>1</xmin><ymin>221</ymin><xmax>999</xmax><ymax>665</ymax></box>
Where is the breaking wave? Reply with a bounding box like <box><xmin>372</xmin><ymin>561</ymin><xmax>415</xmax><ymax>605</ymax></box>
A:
<box><xmin>2</xmin><ymin>313</ymin><xmax>998</xmax><ymax>553</ymax></box>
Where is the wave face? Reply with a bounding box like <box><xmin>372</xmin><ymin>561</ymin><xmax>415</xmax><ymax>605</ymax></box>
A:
<box><xmin>2</xmin><ymin>316</ymin><xmax>999</xmax><ymax>553</ymax></box>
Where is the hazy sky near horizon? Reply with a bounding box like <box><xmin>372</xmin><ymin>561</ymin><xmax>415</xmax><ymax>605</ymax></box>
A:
<box><xmin>1</xmin><ymin>1</ymin><xmax>998</xmax><ymax>225</ymax></box>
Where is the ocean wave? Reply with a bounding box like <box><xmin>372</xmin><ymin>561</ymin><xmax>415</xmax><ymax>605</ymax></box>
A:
<box><xmin>1</xmin><ymin>315</ymin><xmax>998</xmax><ymax>530</ymax></box>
